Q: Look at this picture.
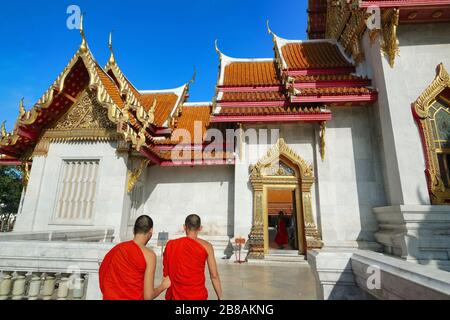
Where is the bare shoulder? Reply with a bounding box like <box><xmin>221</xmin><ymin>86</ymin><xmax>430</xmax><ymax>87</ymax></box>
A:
<box><xmin>142</xmin><ymin>246</ymin><xmax>156</xmax><ymax>262</ymax></box>
<box><xmin>197</xmin><ymin>238</ymin><xmax>213</xmax><ymax>254</ymax></box>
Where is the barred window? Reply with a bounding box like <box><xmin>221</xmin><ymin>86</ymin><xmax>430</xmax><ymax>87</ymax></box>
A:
<box><xmin>54</xmin><ymin>160</ymin><xmax>100</xmax><ymax>222</ymax></box>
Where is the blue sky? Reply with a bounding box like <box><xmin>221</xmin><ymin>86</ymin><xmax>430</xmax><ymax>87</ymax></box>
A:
<box><xmin>0</xmin><ymin>0</ymin><xmax>307</xmax><ymax>131</ymax></box>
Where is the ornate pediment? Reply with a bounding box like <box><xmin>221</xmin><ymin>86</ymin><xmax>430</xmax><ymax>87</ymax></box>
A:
<box><xmin>45</xmin><ymin>89</ymin><xmax>117</xmax><ymax>141</ymax></box>
<box><xmin>250</xmin><ymin>138</ymin><xmax>314</xmax><ymax>180</ymax></box>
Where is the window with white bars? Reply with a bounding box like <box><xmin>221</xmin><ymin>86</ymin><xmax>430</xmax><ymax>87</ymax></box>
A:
<box><xmin>54</xmin><ymin>160</ymin><xmax>100</xmax><ymax>222</ymax></box>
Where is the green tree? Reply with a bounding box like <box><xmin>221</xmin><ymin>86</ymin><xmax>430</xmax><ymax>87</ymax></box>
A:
<box><xmin>0</xmin><ymin>166</ymin><xmax>23</xmax><ymax>214</ymax></box>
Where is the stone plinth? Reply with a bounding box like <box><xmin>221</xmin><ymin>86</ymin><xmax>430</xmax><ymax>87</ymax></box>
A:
<box><xmin>374</xmin><ymin>205</ymin><xmax>450</xmax><ymax>271</ymax></box>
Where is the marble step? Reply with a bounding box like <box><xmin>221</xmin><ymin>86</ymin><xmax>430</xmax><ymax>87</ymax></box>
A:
<box><xmin>248</xmin><ymin>252</ymin><xmax>308</xmax><ymax>264</ymax></box>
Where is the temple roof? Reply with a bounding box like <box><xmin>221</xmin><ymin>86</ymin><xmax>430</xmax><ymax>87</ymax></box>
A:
<box><xmin>278</xmin><ymin>40</ymin><xmax>352</xmax><ymax>70</ymax></box>
<box><xmin>153</xmin><ymin>103</ymin><xmax>212</xmax><ymax>145</ymax></box>
<box><xmin>139</xmin><ymin>85</ymin><xmax>187</xmax><ymax>127</ymax></box>
<box><xmin>221</xmin><ymin>60</ymin><xmax>280</xmax><ymax>87</ymax></box>
<box><xmin>1</xmin><ymin>15</ymin><xmax>381</xmax><ymax>167</ymax></box>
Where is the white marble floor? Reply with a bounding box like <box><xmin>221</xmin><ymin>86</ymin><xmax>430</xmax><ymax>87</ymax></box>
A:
<box><xmin>154</xmin><ymin>259</ymin><xmax>318</xmax><ymax>300</ymax></box>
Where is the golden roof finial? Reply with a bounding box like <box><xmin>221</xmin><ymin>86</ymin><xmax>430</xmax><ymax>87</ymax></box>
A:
<box><xmin>79</xmin><ymin>13</ymin><xmax>88</xmax><ymax>53</ymax></box>
<box><xmin>1</xmin><ymin>121</ymin><xmax>7</xmax><ymax>138</ymax></box>
<box><xmin>267</xmin><ymin>20</ymin><xmax>278</xmax><ymax>43</ymax></box>
<box><xmin>188</xmin><ymin>67</ymin><xmax>197</xmax><ymax>85</ymax></box>
<box><xmin>19</xmin><ymin>98</ymin><xmax>26</xmax><ymax>118</ymax></box>
<box><xmin>267</xmin><ymin>20</ymin><xmax>273</xmax><ymax>35</ymax></box>
<box><xmin>108</xmin><ymin>31</ymin><xmax>116</xmax><ymax>65</ymax></box>
<box><xmin>215</xmin><ymin>39</ymin><xmax>223</xmax><ymax>57</ymax></box>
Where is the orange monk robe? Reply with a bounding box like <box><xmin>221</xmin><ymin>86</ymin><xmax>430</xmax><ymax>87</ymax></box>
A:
<box><xmin>99</xmin><ymin>240</ymin><xmax>147</xmax><ymax>300</ymax></box>
<box><xmin>163</xmin><ymin>237</ymin><xmax>209</xmax><ymax>300</ymax></box>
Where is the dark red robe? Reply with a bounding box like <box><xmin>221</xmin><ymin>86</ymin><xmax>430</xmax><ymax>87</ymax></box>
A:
<box><xmin>275</xmin><ymin>218</ymin><xmax>289</xmax><ymax>246</ymax></box>
<box><xmin>163</xmin><ymin>237</ymin><xmax>209</xmax><ymax>300</ymax></box>
<box><xmin>99</xmin><ymin>241</ymin><xmax>147</xmax><ymax>300</ymax></box>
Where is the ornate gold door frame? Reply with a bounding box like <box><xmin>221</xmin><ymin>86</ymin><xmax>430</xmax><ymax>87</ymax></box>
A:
<box><xmin>247</xmin><ymin>138</ymin><xmax>323</xmax><ymax>259</ymax></box>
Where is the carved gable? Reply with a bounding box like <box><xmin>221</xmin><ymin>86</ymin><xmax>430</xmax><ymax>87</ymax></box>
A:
<box><xmin>53</xmin><ymin>89</ymin><xmax>116</xmax><ymax>132</ymax></box>
<box><xmin>32</xmin><ymin>89</ymin><xmax>119</xmax><ymax>157</ymax></box>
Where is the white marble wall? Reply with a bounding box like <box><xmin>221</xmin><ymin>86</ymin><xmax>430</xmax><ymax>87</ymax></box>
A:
<box><xmin>233</xmin><ymin>120</ymin><xmax>384</xmax><ymax>247</ymax></box>
<box><xmin>233</xmin><ymin>123</ymin><xmax>317</xmax><ymax>239</ymax></box>
<box><xmin>14</xmin><ymin>141</ymin><xmax>129</xmax><ymax>239</ymax></box>
<box><xmin>141</xmin><ymin>165</ymin><xmax>235</xmax><ymax>238</ymax></box>
<box><xmin>316</xmin><ymin>108</ymin><xmax>386</xmax><ymax>248</ymax></box>
<box><xmin>363</xmin><ymin>23</ymin><xmax>450</xmax><ymax>206</ymax></box>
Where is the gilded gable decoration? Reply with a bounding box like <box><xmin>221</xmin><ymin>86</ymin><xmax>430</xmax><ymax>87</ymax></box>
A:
<box><xmin>325</xmin><ymin>1</ymin><xmax>400</xmax><ymax>67</ymax></box>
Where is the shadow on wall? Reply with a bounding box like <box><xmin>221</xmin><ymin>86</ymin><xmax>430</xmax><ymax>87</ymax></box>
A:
<box><xmin>141</xmin><ymin>165</ymin><xmax>235</xmax><ymax>239</ymax></box>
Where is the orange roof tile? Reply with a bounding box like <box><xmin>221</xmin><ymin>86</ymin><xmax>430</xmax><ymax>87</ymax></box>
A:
<box><xmin>281</xmin><ymin>42</ymin><xmax>352</xmax><ymax>70</ymax></box>
<box><xmin>220</xmin><ymin>91</ymin><xmax>286</xmax><ymax>102</ymax></box>
<box><xmin>96</xmin><ymin>65</ymin><xmax>124</xmax><ymax>108</ymax></box>
<box><xmin>154</xmin><ymin>105</ymin><xmax>211</xmax><ymax>145</ymax></box>
<box><xmin>223</xmin><ymin>61</ymin><xmax>280</xmax><ymax>87</ymax></box>
<box><xmin>140</xmin><ymin>93</ymin><xmax>179</xmax><ymax>127</ymax></box>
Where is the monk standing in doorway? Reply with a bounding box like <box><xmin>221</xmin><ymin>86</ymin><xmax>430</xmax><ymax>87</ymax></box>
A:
<box><xmin>163</xmin><ymin>214</ymin><xmax>224</xmax><ymax>300</ymax></box>
<box><xmin>275</xmin><ymin>211</ymin><xmax>289</xmax><ymax>249</ymax></box>
<box><xmin>99</xmin><ymin>215</ymin><xmax>171</xmax><ymax>300</ymax></box>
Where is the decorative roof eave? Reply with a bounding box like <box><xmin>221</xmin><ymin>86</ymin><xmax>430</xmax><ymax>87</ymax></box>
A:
<box><xmin>210</xmin><ymin>112</ymin><xmax>332</xmax><ymax>123</ymax></box>
<box><xmin>360</xmin><ymin>0</ymin><xmax>450</xmax><ymax>8</ymax></box>
<box><xmin>0</xmin><ymin>16</ymin><xmax>138</xmax><ymax>154</ymax></box>
<box><xmin>216</xmin><ymin>101</ymin><xmax>288</xmax><ymax>108</ymax></box>
<box><xmin>291</xmin><ymin>92</ymin><xmax>378</xmax><ymax>104</ymax></box>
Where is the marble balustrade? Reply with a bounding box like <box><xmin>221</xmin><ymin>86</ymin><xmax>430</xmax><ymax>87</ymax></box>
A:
<box><xmin>0</xmin><ymin>271</ymin><xmax>87</xmax><ymax>300</ymax></box>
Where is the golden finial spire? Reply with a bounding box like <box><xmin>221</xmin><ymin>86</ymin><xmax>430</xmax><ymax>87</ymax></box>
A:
<box><xmin>79</xmin><ymin>13</ymin><xmax>88</xmax><ymax>53</ymax></box>
<box><xmin>267</xmin><ymin>20</ymin><xmax>273</xmax><ymax>35</ymax></box>
<box><xmin>1</xmin><ymin>121</ymin><xmax>6</xmax><ymax>138</ymax></box>
<box><xmin>188</xmin><ymin>67</ymin><xmax>197</xmax><ymax>85</ymax></box>
<box><xmin>267</xmin><ymin>20</ymin><xmax>278</xmax><ymax>43</ymax></box>
<box><xmin>108</xmin><ymin>31</ymin><xmax>116</xmax><ymax>65</ymax></box>
<box><xmin>215</xmin><ymin>39</ymin><xmax>222</xmax><ymax>56</ymax></box>
<box><xmin>19</xmin><ymin>98</ymin><xmax>26</xmax><ymax>118</ymax></box>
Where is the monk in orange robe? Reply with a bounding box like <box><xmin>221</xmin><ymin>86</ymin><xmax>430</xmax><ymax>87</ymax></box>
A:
<box><xmin>275</xmin><ymin>211</ymin><xmax>289</xmax><ymax>249</ymax></box>
<box><xmin>163</xmin><ymin>214</ymin><xmax>224</xmax><ymax>300</ymax></box>
<box><xmin>99</xmin><ymin>215</ymin><xmax>171</xmax><ymax>300</ymax></box>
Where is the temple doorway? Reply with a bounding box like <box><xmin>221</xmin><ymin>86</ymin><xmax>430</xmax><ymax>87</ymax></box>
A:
<box><xmin>267</xmin><ymin>189</ymin><xmax>299</xmax><ymax>251</ymax></box>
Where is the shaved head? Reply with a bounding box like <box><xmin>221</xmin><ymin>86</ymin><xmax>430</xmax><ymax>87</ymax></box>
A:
<box><xmin>134</xmin><ymin>215</ymin><xmax>153</xmax><ymax>235</ymax></box>
<box><xmin>185</xmin><ymin>214</ymin><xmax>201</xmax><ymax>231</ymax></box>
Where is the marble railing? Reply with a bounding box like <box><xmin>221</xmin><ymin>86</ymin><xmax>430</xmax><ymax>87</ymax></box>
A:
<box><xmin>0</xmin><ymin>213</ymin><xmax>16</xmax><ymax>233</ymax></box>
<box><xmin>0</xmin><ymin>229</ymin><xmax>115</xmax><ymax>242</ymax></box>
<box><xmin>0</xmin><ymin>271</ymin><xmax>87</xmax><ymax>300</ymax></box>
<box><xmin>0</xmin><ymin>241</ymin><xmax>115</xmax><ymax>300</ymax></box>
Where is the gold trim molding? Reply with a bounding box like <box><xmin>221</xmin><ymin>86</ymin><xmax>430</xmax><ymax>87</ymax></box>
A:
<box><xmin>413</xmin><ymin>63</ymin><xmax>450</xmax><ymax>204</ymax></box>
<box><xmin>247</xmin><ymin>138</ymin><xmax>322</xmax><ymax>259</ymax></box>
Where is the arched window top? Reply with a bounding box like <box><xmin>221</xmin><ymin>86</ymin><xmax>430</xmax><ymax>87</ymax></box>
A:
<box><xmin>262</xmin><ymin>159</ymin><xmax>296</xmax><ymax>177</ymax></box>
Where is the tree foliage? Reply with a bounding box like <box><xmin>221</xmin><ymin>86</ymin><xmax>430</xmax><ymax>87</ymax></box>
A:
<box><xmin>0</xmin><ymin>166</ymin><xmax>23</xmax><ymax>214</ymax></box>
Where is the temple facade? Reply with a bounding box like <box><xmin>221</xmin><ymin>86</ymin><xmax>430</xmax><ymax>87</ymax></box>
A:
<box><xmin>1</xmin><ymin>0</ymin><xmax>450</xmax><ymax>280</ymax></box>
